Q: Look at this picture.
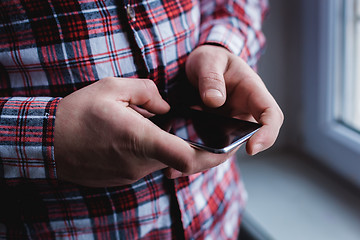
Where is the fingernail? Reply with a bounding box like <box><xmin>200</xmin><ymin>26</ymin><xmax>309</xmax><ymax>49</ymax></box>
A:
<box><xmin>206</xmin><ymin>89</ymin><xmax>223</xmax><ymax>99</ymax></box>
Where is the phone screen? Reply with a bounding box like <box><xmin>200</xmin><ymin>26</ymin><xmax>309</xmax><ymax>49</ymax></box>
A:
<box><xmin>150</xmin><ymin>106</ymin><xmax>261</xmax><ymax>153</ymax></box>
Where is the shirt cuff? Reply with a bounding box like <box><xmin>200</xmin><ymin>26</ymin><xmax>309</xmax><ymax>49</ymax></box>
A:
<box><xmin>0</xmin><ymin>97</ymin><xmax>61</xmax><ymax>183</ymax></box>
<box><xmin>198</xmin><ymin>19</ymin><xmax>266</xmax><ymax>68</ymax></box>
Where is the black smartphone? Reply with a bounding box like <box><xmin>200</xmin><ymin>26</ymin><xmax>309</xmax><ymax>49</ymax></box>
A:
<box><xmin>150</xmin><ymin>106</ymin><xmax>261</xmax><ymax>154</ymax></box>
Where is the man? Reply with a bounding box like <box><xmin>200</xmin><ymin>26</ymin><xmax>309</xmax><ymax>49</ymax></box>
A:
<box><xmin>0</xmin><ymin>0</ymin><xmax>283</xmax><ymax>239</ymax></box>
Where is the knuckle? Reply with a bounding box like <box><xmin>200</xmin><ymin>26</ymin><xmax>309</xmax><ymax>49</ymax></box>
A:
<box><xmin>122</xmin><ymin>168</ymin><xmax>142</xmax><ymax>181</ymax></box>
<box><xmin>200</xmin><ymin>72</ymin><xmax>224</xmax><ymax>85</ymax></box>
<box><xmin>178</xmin><ymin>157</ymin><xmax>193</xmax><ymax>174</ymax></box>
<box><xmin>139</xmin><ymin>79</ymin><xmax>158</xmax><ymax>100</ymax></box>
<box><xmin>88</xmin><ymin>98</ymin><xmax>111</xmax><ymax>121</ymax></box>
<box><xmin>100</xmin><ymin>76</ymin><xmax>115</xmax><ymax>85</ymax></box>
<box><xmin>98</xmin><ymin>77</ymin><xmax>119</xmax><ymax>92</ymax></box>
<box><xmin>141</xmin><ymin>79</ymin><xmax>157</xmax><ymax>92</ymax></box>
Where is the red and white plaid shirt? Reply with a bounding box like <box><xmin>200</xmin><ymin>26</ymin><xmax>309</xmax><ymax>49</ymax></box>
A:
<box><xmin>0</xmin><ymin>0</ymin><xmax>267</xmax><ymax>239</ymax></box>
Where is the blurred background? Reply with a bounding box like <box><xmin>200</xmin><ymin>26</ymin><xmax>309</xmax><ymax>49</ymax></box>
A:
<box><xmin>237</xmin><ymin>0</ymin><xmax>360</xmax><ymax>239</ymax></box>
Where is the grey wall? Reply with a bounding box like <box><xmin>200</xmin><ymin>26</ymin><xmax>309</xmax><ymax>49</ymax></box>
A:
<box><xmin>257</xmin><ymin>0</ymin><xmax>303</xmax><ymax>150</ymax></box>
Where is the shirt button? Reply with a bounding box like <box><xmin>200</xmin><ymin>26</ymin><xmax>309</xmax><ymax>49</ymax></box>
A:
<box><xmin>126</xmin><ymin>5</ymin><xmax>136</xmax><ymax>21</ymax></box>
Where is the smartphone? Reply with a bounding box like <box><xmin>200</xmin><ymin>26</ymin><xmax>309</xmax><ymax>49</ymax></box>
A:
<box><xmin>150</xmin><ymin>106</ymin><xmax>261</xmax><ymax>154</ymax></box>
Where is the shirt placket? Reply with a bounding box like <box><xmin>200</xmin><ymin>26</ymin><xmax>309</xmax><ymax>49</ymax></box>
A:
<box><xmin>119</xmin><ymin>0</ymin><xmax>149</xmax><ymax>79</ymax></box>
<box><xmin>119</xmin><ymin>1</ymin><xmax>186</xmax><ymax>237</ymax></box>
<box><xmin>120</xmin><ymin>0</ymin><xmax>169</xmax><ymax>101</ymax></box>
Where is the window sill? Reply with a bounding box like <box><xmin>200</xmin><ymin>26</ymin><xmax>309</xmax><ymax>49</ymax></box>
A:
<box><xmin>237</xmin><ymin>149</ymin><xmax>360</xmax><ymax>240</ymax></box>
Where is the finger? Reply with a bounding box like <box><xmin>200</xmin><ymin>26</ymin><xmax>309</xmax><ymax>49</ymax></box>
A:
<box><xmin>129</xmin><ymin>104</ymin><xmax>155</xmax><ymax>118</ymax></box>
<box><xmin>198</xmin><ymin>71</ymin><xmax>227</xmax><ymax>108</ymax></box>
<box><xmin>247</xmin><ymin>82</ymin><xmax>284</xmax><ymax>155</ymax></box>
<box><xmin>246</xmin><ymin>105</ymin><xmax>284</xmax><ymax>155</ymax></box>
<box><xmin>142</xmin><ymin>121</ymin><xmax>231</xmax><ymax>174</ymax></box>
<box><xmin>186</xmin><ymin>46</ymin><xmax>228</xmax><ymax>108</ymax></box>
<box><xmin>164</xmin><ymin>167</ymin><xmax>183</xmax><ymax>179</ymax></box>
<box><xmin>161</xmin><ymin>145</ymin><xmax>238</xmax><ymax>179</ymax></box>
<box><xmin>222</xmin><ymin>60</ymin><xmax>283</xmax><ymax>155</ymax></box>
<box><xmin>120</xmin><ymin>79</ymin><xmax>170</xmax><ymax>114</ymax></box>
<box><xmin>164</xmin><ymin>168</ymin><xmax>196</xmax><ymax>179</ymax></box>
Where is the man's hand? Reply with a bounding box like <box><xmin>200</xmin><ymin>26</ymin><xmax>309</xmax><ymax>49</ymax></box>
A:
<box><xmin>185</xmin><ymin>45</ymin><xmax>284</xmax><ymax>155</ymax></box>
<box><xmin>54</xmin><ymin>77</ymin><xmax>235</xmax><ymax>187</ymax></box>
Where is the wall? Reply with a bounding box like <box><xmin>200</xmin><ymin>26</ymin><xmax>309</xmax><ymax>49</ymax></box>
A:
<box><xmin>257</xmin><ymin>0</ymin><xmax>303</xmax><ymax>149</ymax></box>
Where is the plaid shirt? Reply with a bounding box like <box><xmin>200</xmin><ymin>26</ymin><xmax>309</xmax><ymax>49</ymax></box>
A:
<box><xmin>0</xmin><ymin>0</ymin><xmax>267</xmax><ymax>239</ymax></box>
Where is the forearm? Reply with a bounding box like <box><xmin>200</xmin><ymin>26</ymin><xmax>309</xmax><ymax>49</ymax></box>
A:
<box><xmin>0</xmin><ymin>97</ymin><xmax>60</xmax><ymax>185</ymax></box>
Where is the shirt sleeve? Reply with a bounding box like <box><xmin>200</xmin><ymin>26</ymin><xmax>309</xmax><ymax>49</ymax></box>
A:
<box><xmin>198</xmin><ymin>0</ymin><xmax>269</xmax><ymax>67</ymax></box>
<box><xmin>0</xmin><ymin>97</ymin><xmax>60</xmax><ymax>184</ymax></box>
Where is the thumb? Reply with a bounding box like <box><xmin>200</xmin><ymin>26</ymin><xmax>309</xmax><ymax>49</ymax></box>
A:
<box><xmin>186</xmin><ymin>45</ymin><xmax>228</xmax><ymax>108</ymax></box>
<box><xmin>198</xmin><ymin>71</ymin><xmax>226</xmax><ymax>108</ymax></box>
